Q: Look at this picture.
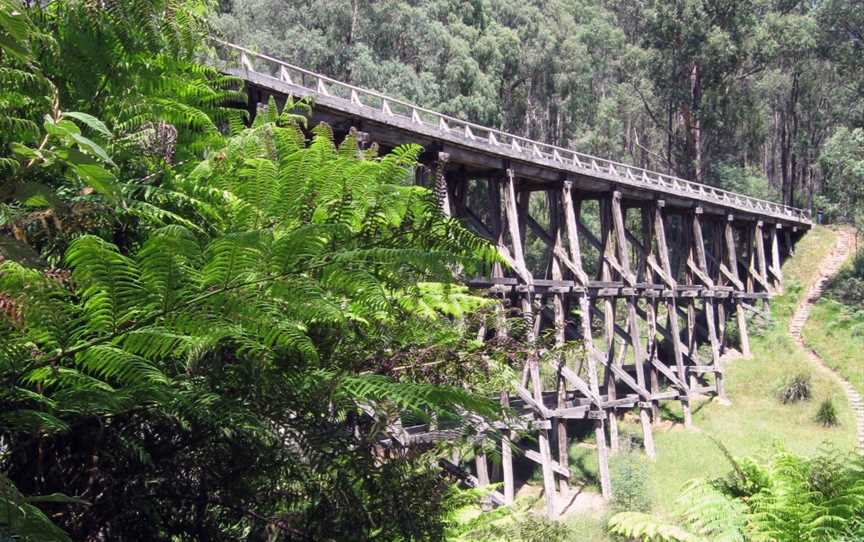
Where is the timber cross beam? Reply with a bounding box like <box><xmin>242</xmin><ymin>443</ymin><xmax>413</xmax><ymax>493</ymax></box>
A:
<box><xmin>213</xmin><ymin>40</ymin><xmax>811</xmax><ymax>518</ymax></box>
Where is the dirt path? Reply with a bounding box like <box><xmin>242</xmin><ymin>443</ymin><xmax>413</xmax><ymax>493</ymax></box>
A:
<box><xmin>788</xmin><ymin>227</ymin><xmax>864</xmax><ymax>452</ymax></box>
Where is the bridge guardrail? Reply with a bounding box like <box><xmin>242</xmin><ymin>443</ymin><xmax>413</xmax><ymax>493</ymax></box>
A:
<box><xmin>210</xmin><ymin>39</ymin><xmax>811</xmax><ymax>225</ymax></box>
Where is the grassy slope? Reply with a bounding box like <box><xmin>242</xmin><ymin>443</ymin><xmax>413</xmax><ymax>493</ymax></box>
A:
<box><xmin>802</xmin><ymin>229</ymin><xmax>864</xmax><ymax>396</ymax></box>
<box><xmin>804</xmin><ymin>301</ymin><xmax>864</xmax><ymax>394</ymax></box>
<box><xmin>642</xmin><ymin>225</ymin><xmax>856</xmax><ymax>515</ymax></box>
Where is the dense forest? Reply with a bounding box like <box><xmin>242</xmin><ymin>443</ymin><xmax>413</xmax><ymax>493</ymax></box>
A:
<box><xmin>2</xmin><ymin>0</ymin><xmax>864</xmax><ymax>541</ymax></box>
<box><xmin>215</xmin><ymin>0</ymin><xmax>864</xmax><ymax>218</ymax></box>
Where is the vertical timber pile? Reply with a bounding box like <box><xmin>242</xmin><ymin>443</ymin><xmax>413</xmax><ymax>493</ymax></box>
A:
<box><xmin>655</xmin><ymin>202</ymin><xmax>693</xmax><ymax>427</ymax></box>
<box><xmin>561</xmin><ymin>181</ymin><xmax>612</xmax><ymax>499</ymax></box>
<box><xmin>725</xmin><ymin>216</ymin><xmax>751</xmax><ymax>356</ymax></box>
<box><xmin>611</xmin><ymin>193</ymin><xmax>655</xmax><ymax>458</ymax></box>
<box><xmin>414</xmin><ymin>158</ymin><xmax>797</xmax><ymax>518</ymax></box>
<box><xmin>690</xmin><ymin>208</ymin><xmax>725</xmax><ymax>399</ymax></box>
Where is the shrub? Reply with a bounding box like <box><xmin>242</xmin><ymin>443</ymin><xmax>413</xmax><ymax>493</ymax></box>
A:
<box><xmin>816</xmin><ymin>398</ymin><xmax>840</xmax><ymax>427</ymax></box>
<box><xmin>826</xmin><ymin>250</ymin><xmax>864</xmax><ymax>305</ymax></box>
<box><xmin>778</xmin><ymin>373</ymin><xmax>813</xmax><ymax>404</ymax></box>
<box><xmin>609</xmin><ymin>452</ymin><xmax>651</xmax><ymax>513</ymax></box>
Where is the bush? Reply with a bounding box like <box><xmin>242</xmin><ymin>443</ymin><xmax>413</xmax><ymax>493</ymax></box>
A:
<box><xmin>609</xmin><ymin>452</ymin><xmax>652</xmax><ymax>513</ymax></box>
<box><xmin>816</xmin><ymin>398</ymin><xmax>840</xmax><ymax>427</ymax></box>
<box><xmin>778</xmin><ymin>373</ymin><xmax>813</xmax><ymax>404</ymax></box>
<box><xmin>826</xmin><ymin>250</ymin><xmax>864</xmax><ymax>305</ymax></box>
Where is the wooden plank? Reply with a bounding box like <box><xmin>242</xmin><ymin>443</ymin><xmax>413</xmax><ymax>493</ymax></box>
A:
<box><xmin>754</xmin><ymin>221</ymin><xmax>769</xmax><ymax>293</ymax></box>
<box><xmin>547</xmin><ymin>405</ymin><xmax>590</xmax><ymax>418</ymax></box>
<box><xmin>561</xmin><ymin>181</ymin><xmax>590</xmax><ymax>286</ymax></box>
<box><xmin>719</xmin><ymin>263</ymin><xmax>745</xmax><ymax>290</ymax></box>
<box><xmin>770</xmin><ymin>224</ymin><xmax>783</xmax><ymax>293</ymax></box>
<box><xmin>476</xmin><ymin>451</ymin><xmax>490</xmax><ymax>487</ymax></box>
<box><xmin>577</xmin><ymin>296</ymin><xmax>611</xmax><ymax>498</ymax></box>
<box><xmin>503</xmin><ymin>170</ymin><xmax>533</xmax><ymax>286</ymax></box>
<box><xmin>650</xmin><ymin>357</ymin><xmax>689</xmax><ymax>390</ymax></box>
<box><xmin>688</xmin><ymin>365</ymin><xmax>723</xmax><ymax>373</ymax></box>
<box><xmin>524</xmin><ymin>450</ymin><xmax>571</xmax><ymax>478</ymax></box>
<box><xmin>590</xmin><ymin>350</ymin><xmax>652</xmax><ymax>399</ymax></box>
<box><xmin>560</xmin><ymin>365</ymin><xmax>603</xmax><ymax>406</ymax></box>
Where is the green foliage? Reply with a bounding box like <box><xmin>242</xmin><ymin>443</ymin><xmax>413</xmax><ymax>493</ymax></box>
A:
<box><xmin>609</xmin><ymin>451</ymin><xmax>652</xmax><ymax>513</ymax></box>
<box><xmin>825</xmin><ymin>249</ymin><xmax>864</xmax><ymax>305</ymax></box>
<box><xmin>444</xmin><ymin>489</ymin><xmax>576</xmax><ymax>542</ymax></box>
<box><xmin>0</xmin><ymin>472</ymin><xmax>80</xmax><ymax>542</ymax></box>
<box><xmin>0</xmin><ymin>95</ymin><xmax>506</xmax><ymax>538</ymax></box>
<box><xmin>0</xmin><ymin>0</ymin><xmax>244</xmax><ymax>267</ymax></box>
<box><xmin>714</xmin><ymin>164</ymin><xmax>780</xmax><ymax>203</ymax></box>
<box><xmin>819</xmin><ymin>127</ymin><xmax>864</xmax><ymax>223</ymax></box>
<box><xmin>816</xmin><ymin>398</ymin><xmax>839</xmax><ymax>428</ymax></box>
<box><xmin>777</xmin><ymin>372</ymin><xmax>813</xmax><ymax>404</ymax></box>
<box><xmin>609</xmin><ymin>447</ymin><xmax>864</xmax><ymax>542</ymax></box>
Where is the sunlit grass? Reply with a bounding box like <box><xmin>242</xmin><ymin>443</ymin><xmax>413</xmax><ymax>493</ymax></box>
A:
<box><xmin>772</xmin><ymin>225</ymin><xmax>838</xmax><ymax>328</ymax></box>
<box><xmin>804</xmin><ymin>294</ymin><xmax>864</xmax><ymax>397</ymax></box>
<box><xmin>647</xmin><ymin>325</ymin><xmax>856</xmax><ymax>515</ymax></box>
<box><xmin>643</xmin><ymin>225</ymin><xmax>856</xmax><ymax>516</ymax></box>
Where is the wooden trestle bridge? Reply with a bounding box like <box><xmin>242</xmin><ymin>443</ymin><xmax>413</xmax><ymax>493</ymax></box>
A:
<box><xmin>213</xmin><ymin>41</ymin><xmax>812</xmax><ymax>517</ymax></box>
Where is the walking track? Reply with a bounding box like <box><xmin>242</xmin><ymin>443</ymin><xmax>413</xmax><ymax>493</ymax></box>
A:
<box><xmin>788</xmin><ymin>228</ymin><xmax>864</xmax><ymax>452</ymax></box>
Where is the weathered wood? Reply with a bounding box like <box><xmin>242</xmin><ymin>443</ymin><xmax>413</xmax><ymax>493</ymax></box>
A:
<box><xmin>476</xmin><ymin>450</ymin><xmax>490</xmax><ymax>487</ymax></box>
<box><xmin>562</xmin><ymin>185</ymin><xmax>611</xmax><ymax>499</ymax></box>
<box><xmin>524</xmin><ymin>449</ymin><xmax>571</xmax><ymax>477</ymax></box>
<box><xmin>232</xmin><ymin>50</ymin><xmax>811</xmax><ymax>227</ymax></box>
<box><xmin>504</xmin><ymin>171</ymin><xmax>556</xmax><ymax>517</ymax></box>
<box><xmin>234</xmin><ymin>50</ymin><xmax>817</xmax><ymax>520</ymax></box>
<box><xmin>654</xmin><ymin>202</ymin><xmax>693</xmax><ymax>427</ymax></box>
<box><xmin>690</xmin><ymin>209</ymin><xmax>724</xmax><ymax>399</ymax></box>
<box><xmin>725</xmin><ymin>216</ymin><xmax>750</xmax><ymax>356</ymax></box>
<box><xmin>640</xmin><ymin>206</ymin><xmax>662</xmax><ymax>423</ymax></box>
<box><xmin>579</xmin><ymin>291</ymin><xmax>611</xmax><ymax>499</ymax></box>
<box><xmin>499</xmin><ymin>391</ymin><xmax>514</xmax><ymax>504</ymax></box>
<box><xmin>770</xmin><ymin>224</ymin><xmax>783</xmax><ymax>293</ymax></box>
<box><xmin>608</xmin><ymin>194</ymin><xmax>655</xmax><ymax>459</ymax></box>
<box><xmin>599</xmin><ymin>198</ymin><xmax>620</xmax><ymax>452</ymax></box>
<box><xmin>434</xmin><ymin>152</ymin><xmax>451</xmax><ymax>217</ymax></box>
<box><xmin>549</xmin><ymin>189</ymin><xmax>570</xmax><ymax>498</ymax></box>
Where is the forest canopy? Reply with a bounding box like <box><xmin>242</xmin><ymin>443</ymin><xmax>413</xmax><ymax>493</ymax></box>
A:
<box><xmin>215</xmin><ymin>0</ymin><xmax>864</xmax><ymax>216</ymax></box>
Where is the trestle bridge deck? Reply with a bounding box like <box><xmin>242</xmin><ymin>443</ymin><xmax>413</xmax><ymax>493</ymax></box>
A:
<box><xmin>213</xmin><ymin>40</ymin><xmax>811</xmax><ymax>517</ymax></box>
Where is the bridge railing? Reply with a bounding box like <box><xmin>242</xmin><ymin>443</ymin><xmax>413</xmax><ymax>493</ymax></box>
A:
<box><xmin>210</xmin><ymin>39</ymin><xmax>811</xmax><ymax>225</ymax></box>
